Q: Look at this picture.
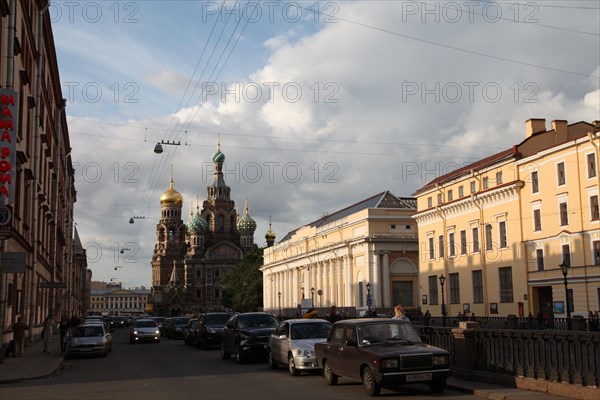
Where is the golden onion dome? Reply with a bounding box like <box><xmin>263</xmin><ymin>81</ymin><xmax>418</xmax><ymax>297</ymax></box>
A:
<box><xmin>160</xmin><ymin>179</ymin><xmax>183</xmax><ymax>205</ymax></box>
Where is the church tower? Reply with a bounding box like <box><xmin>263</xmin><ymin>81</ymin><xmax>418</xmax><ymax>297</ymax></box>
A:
<box><xmin>265</xmin><ymin>214</ymin><xmax>276</xmax><ymax>247</ymax></box>
<box><xmin>238</xmin><ymin>198</ymin><xmax>257</xmax><ymax>248</ymax></box>
<box><xmin>150</xmin><ymin>169</ymin><xmax>188</xmax><ymax>316</ymax></box>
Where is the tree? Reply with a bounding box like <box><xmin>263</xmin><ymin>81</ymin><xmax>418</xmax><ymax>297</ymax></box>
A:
<box><xmin>221</xmin><ymin>248</ymin><xmax>263</xmax><ymax>312</ymax></box>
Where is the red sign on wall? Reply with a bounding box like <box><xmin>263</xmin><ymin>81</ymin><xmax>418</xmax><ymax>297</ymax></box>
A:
<box><xmin>0</xmin><ymin>89</ymin><xmax>18</xmax><ymax>205</ymax></box>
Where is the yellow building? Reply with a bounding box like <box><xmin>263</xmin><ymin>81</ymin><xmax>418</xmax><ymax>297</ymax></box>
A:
<box><xmin>413</xmin><ymin>119</ymin><xmax>599</xmax><ymax>318</ymax></box>
<box><xmin>261</xmin><ymin>191</ymin><xmax>419</xmax><ymax>314</ymax></box>
<box><xmin>89</xmin><ymin>281</ymin><xmax>150</xmax><ymax>315</ymax></box>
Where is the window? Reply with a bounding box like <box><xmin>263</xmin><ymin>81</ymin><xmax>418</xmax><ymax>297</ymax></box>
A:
<box><xmin>458</xmin><ymin>185</ymin><xmax>464</xmax><ymax>197</ymax></box>
<box><xmin>428</xmin><ymin>237</ymin><xmax>434</xmax><ymax>260</ymax></box>
<box><xmin>438</xmin><ymin>235</ymin><xmax>444</xmax><ymax>258</ymax></box>
<box><xmin>485</xmin><ymin>224</ymin><xmax>493</xmax><ymax>251</ymax></box>
<box><xmin>594</xmin><ymin>241</ymin><xmax>600</xmax><ymax>265</ymax></box>
<box><xmin>560</xmin><ymin>202</ymin><xmax>569</xmax><ymax>226</ymax></box>
<box><xmin>437</xmin><ymin>193</ymin><xmax>443</xmax><ymax>205</ymax></box>
<box><xmin>588</xmin><ymin>153</ymin><xmax>597</xmax><ymax>178</ymax></box>
<box><xmin>496</xmin><ymin>171</ymin><xmax>503</xmax><ymax>185</ymax></box>
<box><xmin>591</xmin><ymin>195</ymin><xmax>599</xmax><ymax>220</ymax></box>
<box><xmin>499</xmin><ymin>221</ymin><xmax>507</xmax><ymax>248</ymax></box>
<box><xmin>448</xmin><ymin>189</ymin><xmax>453</xmax><ymax>201</ymax></box>
<box><xmin>427</xmin><ymin>197</ymin><xmax>432</xmax><ymax>208</ymax></box>
<box><xmin>470</xmin><ymin>181</ymin><xmax>476</xmax><ymax>193</ymax></box>
<box><xmin>448</xmin><ymin>232</ymin><xmax>455</xmax><ymax>256</ymax></box>
<box><xmin>562</xmin><ymin>244</ymin><xmax>571</xmax><ymax>267</ymax></box>
<box><xmin>472</xmin><ymin>227</ymin><xmax>480</xmax><ymax>253</ymax></box>
<box><xmin>483</xmin><ymin>177</ymin><xmax>489</xmax><ymax>189</ymax></box>
<box><xmin>536</xmin><ymin>249</ymin><xmax>544</xmax><ymax>271</ymax></box>
<box><xmin>428</xmin><ymin>276</ymin><xmax>439</xmax><ymax>305</ymax></box>
<box><xmin>460</xmin><ymin>230</ymin><xmax>467</xmax><ymax>255</ymax></box>
<box><xmin>531</xmin><ymin>171</ymin><xmax>539</xmax><ymax>193</ymax></box>
<box><xmin>449</xmin><ymin>273</ymin><xmax>460</xmax><ymax>304</ymax></box>
<box><xmin>533</xmin><ymin>209</ymin><xmax>542</xmax><ymax>231</ymax></box>
<box><xmin>472</xmin><ymin>270</ymin><xmax>483</xmax><ymax>303</ymax></box>
<box><xmin>557</xmin><ymin>162</ymin><xmax>565</xmax><ymax>185</ymax></box>
<box><xmin>499</xmin><ymin>267</ymin><xmax>514</xmax><ymax>303</ymax></box>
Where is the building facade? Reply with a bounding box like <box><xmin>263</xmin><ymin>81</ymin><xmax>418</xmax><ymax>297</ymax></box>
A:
<box><xmin>261</xmin><ymin>191</ymin><xmax>418</xmax><ymax>315</ymax></box>
<box><xmin>0</xmin><ymin>0</ymin><xmax>79</xmax><ymax>345</ymax></box>
<box><xmin>413</xmin><ymin>119</ymin><xmax>599</xmax><ymax>318</ymax></box>
<box><xmin>89</xmin><ymin>281</ymin><xmax>150</xmax><ymax>315</ymax></box>
<box><xmin>150</xmin><ymin>144</ymin><xmax>257</xmax><ymax>316</ymax></box>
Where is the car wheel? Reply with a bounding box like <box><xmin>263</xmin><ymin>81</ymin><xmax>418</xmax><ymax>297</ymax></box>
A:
<box><xmin>288</xmin><ymin>353</ymin><xmax>300</xmax><ymax>376</ymax></box>
<box><xmin>429</xmin><ymin>377</ymin><xmax>447</xmax><ymax>393</ymax></box>
<box><xmin>220</xmin><ymin>343</ymin><xmax>231</xmax><ymax>360</ymax></box>
<box><xmin>362</xmin><ymin>367</ymin><xmax>381</xmax><ymax>397</ymax></box>
<box><xmin>234</xmin><ymin>343</ymin><xmax>245</xmax><ymax>364</ymax></box>
<box><xmin>268</xmin><ymin>349</ymin><xmax>278</xmax><ymax>369</ymax></box>
<box><xmin>323</xmin><ymin>361</ymin><xmax>338</xmax><ymax>385</ymax></box>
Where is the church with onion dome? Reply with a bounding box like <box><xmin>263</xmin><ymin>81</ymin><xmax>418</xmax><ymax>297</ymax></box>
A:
<box><xmin>150</xmin><ymin>143</ymin><xmax>263</xmax><ymax>316</ymax></box>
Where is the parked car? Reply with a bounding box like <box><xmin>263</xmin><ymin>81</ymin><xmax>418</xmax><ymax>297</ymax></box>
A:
<box><xmin>183</xmin><ymin>319</ymin><xmax>199</xmax><ymax>346</ymax></box>
<box><xmin>221</xmin><ymin>312</ymin><xmax>279</xmax><ymax>363</ymax></box>
<box><xmin>83</xmin><ymin>316</ymin><xmax>112</xmax><ymax>333</ymax></box>
<box><xmin>268</xmin><ymin>318</ymin><xmax>332</xmax><ymax>376</ymax></box>
<box><xmin>110</xmin><ymin>316</ymin><xmax>127</xmax><ymax>329</ymax></box>
<box><xmin>314</xmin><ymin>318</ymin><xmax>451</xmax><ymax>396</ymax></box>
<box><xmin>164</xmin><ymin>317</ymin><xmax>191</xmax><ymax>339</ymax></box>
<box><xmin>66</xmin><ymin>322</ymin><xmax>112</xmax><ymax>358</ymax></box>
<box><xmin>151</xmin><ymin>316</ymin><xmax>166</xmax><ymax>330</ymax></box>
<box><xmin>195</xmin><ymin>312</ymin><xmax>230</xmax><ymax>349</ymax></box>
<box><xmin>130</xmin><ymin>318</ymin><xmax>161</xmax><ymax>343</ymax></box>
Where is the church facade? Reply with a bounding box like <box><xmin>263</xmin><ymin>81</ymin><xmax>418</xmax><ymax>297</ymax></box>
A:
<box><xmin>150</xmin><ymin>145</ymin><xmax>257</xmax><ymax>316</ymax></box>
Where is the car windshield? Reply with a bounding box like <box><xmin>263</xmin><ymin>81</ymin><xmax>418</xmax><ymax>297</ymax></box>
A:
<box><xmin>205</xmin><ymin>314</ymin><xmax>230</xmax><ymax>325</ymax></box>
<box><xmin>74</xmin><ymin>325</ymin><xmax>104</xmax><ymax>337</ymax></box>
<box><xmin>290</xmin><ymin>322</ymin><xmax>332</xmax><ymax>340</ymax></box>
<box><xmin>134</xmin><ymin>320</ymin><xmax>157</xmax><ymax>328</ymax></box>
<box><xmin>238</xmin><ymin>314</ymin><xmax>278</xmax><ymax>329</ymax></box>
<box><xmin>357</xmin><ymin>322</ymin><xmax>422</xmax><ymax>345</ymax></box>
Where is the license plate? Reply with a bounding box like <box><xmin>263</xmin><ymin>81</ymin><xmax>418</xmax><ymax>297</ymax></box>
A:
<box><xmin>406</xmin><ymin>373</ymin><xmax>432</xmax><ymax>382</ymax></box>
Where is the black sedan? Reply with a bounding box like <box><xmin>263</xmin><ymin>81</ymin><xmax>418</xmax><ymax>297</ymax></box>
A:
<box><xmin>195</xmin><ymin>312</ymin><xmax>230</xmax><ymax>349</ymax></box>
<box><xmin>220</xmin><ymin>312</ymin><xmax>279</xmax><ymax>363</ymax></box>
<box><xmin>164</xmin><ymin>317</ymin><xmax>191</xmax><ymax>340</ymax></box>
<box><xmin>314</xmin><ymin>318</ymin><xmax>451</xmax><ymax>396</ymax></box>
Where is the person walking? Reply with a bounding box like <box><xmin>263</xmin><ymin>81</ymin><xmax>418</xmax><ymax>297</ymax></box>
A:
<box><xmin>42</xmin><ymin>313</ymin><xmax>55</xmax><ymax>354</ymax></box>
<box><xmin>326</xmin><ymin>305</ymin><xmax>342</xmax><ymax>323</ymax></box>
<box><xmin>12</xmin><ymin>316</ymin><xmax>28</xmax><ymax>357</ymax></box>
<box><xmin>60</xmin><ymin>315</ymin><xmax>70</xmax><ymax>353</ymax></box>
<box><xmin>392</xmin><ymin>305</ymin><xmax>410</xmax><ymax>321</ymax></box>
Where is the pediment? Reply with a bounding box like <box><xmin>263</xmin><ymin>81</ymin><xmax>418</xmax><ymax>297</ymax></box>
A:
<box><xmin>207</xmin><ymin>242</ymin><xmax>243</xmax><ymax>260</ymax></box>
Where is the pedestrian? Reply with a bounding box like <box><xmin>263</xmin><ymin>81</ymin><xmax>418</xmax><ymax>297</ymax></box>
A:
<box><xmin>326</xmin><ymin>305</ymin><xmax>342</xmax><ymax>323</ymax></box>
<box><xmin>303</xmin><ymin>308</ymin><xmax>318</xmax><ymax>319</ymax></box>
<box><xmin>60</xmin><ymin>315</ymin><xmax>69</xmax><ymax>353</ymax></box>
<box><xmin>469</xmin><ymin>312</ymin><xmax>477</xmax><ymax>322</ymax></box>
<box><xmin>42</xmin><ymin>313</ymin><xmax>55</xmax><ymax>354</ymax></box>
<box><xmin>12</xmin><ymin>316</ymin><xmax>28</xmax><ymax>357</ymax></box>
<box><xmin>392</xmin><ymin>305</ymin><xmax>410</xmax><ymax>321</ymax></box>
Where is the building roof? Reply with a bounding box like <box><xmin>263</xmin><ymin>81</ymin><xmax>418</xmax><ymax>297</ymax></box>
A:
<box><xmin>279</xmin><ymin>191</ymin><xmax>416</xmax><ymax>242</ymax></box>
<box><xmin>91</xmin><ymin>288</ymin><xmax>151</xmax><ymax>295</ymax></box>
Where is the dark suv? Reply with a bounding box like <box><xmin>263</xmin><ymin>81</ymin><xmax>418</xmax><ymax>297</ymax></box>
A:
<box><xmin>164</xmin><ymin>317</ymin><xmax>191</xmax><ymax>339</ymax></box>
<box><xmin>195</xmin><ymin>312</ymin><xmax>230</xmax><ymax>349</ymax></box>
<box><xmin>221</xmin><ymin>312</ymin><xmax>279</xmax><ymax>363</ymax></box>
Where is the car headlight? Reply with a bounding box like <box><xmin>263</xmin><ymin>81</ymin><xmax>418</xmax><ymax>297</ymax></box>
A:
<box><xmin>176</xmin><ymin>327</ymin><xmax>182</xmax><ymax>331</ymax></box>
<box><xmin>296</xmin><ymin>349</ymin><xmax>313</xmax><ymax>357</ymax></box>
<box><xmin>207</xmin><ymin>327</ymin><xmax>215</xmax><ymax>333</ymax></box>
<box><xmin>433</xmin><ymin>355</ymin><xmax>449</xmax><ymax>365</ymax></box>
<box><xmin>133</xmin><ymin>330</ymin><xmax>138</xmax><ymax>334</ymax></box>
<box><xmin>381</xmin><ymin>358</ymin><xmax>399</xmax><ymax>369</ymax></box>
<box><xmin>155</xmin><ymin>330</ymin><xmax>160</xmax><ymax>334</ymax></box>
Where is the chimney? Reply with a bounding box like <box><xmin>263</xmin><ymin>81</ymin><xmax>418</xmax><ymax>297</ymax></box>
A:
<box><xmin>525</xmin><ymin>119</ymin><xmax>546</xmax><ymax>137</ymax></box>
<box><xmin>552</xmin><ymin>120</ymin><xmax>568</xmax><ymax>144</ymax></box>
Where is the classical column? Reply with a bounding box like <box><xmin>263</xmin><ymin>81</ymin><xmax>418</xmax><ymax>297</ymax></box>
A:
<box><xmin>336</xmin><ymin>258</ymin><xmax>343</xmax><ymax>306</ymax></box>
<box><xmin>293</xmin><ymin>267</ymin><xmax>299</xmax><ymax>307</ymax></box>
<box><xmin>373</xmin><ymin>250</ymin><xmax>381</xmax><ymax>308</ymax></box>
<box><xmin>344</xmin><ymin>255</ymin><xmax>352</xmax><ymax>306</ymax></box>
<box><xmin>317</xmin><ymin>262</ymin><xmax>323</xmax><ymax>307</ymax></box>
<box><xmin>382</xmin><ymin>251</ymin><xmax>391</xmax><ymax>307</ymax></box>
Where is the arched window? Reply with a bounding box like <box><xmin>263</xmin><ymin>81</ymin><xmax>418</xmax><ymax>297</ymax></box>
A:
<box><xmin>217</xmin><ymin>214</ymin><xmax>225</xmax><ymax>231</ymax></box>
<box><xmin>206</xmin><ymin>214</ymin><xmax>212</xmax><ymax>231</ymax></box>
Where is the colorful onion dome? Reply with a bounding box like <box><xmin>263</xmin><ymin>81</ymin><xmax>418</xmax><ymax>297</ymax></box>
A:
<box><xmin>212</xmin><ymin>146</ymin><xmax>225</xmax><ymax>163</ymax></box>
<box><xmin>237</xmin><ymin>199</ymin><xmax>257</xmax><ymax>235</ymax></box>
<box><xmin>189</xmin><ymin>213</ymin><xmax>208</xmax><ymax>234</ymax></box>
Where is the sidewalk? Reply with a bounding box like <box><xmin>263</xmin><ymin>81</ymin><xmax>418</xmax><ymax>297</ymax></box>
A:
<box><xmin>0</xmin><ymin>334</ymin><xmax>64</xmax><ymax>384</ymax></box>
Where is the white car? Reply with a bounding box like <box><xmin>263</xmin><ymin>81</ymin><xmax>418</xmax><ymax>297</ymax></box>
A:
<box><xmin>268</xmin><ymin>319</ymin><xmax>332</xmax><ymax>376</ymax></box>
<box><xmin>67</xmin><ymin>323</ymin><xmax>112</xmax><ymax>358</ymax></box>
<box><xmin>130</xmin><ymin>318</ymin><xmax>160</xmax><ymax>343</ymax></box>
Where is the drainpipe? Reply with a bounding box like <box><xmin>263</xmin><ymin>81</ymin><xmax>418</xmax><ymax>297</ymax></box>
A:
<box><xmin>28</xmin><ymin>1</ymin><xmax>50</xmax><ymax>343</ymax></box>
<box><xmin>471</xmin><ymin>170</ymin><xmax>489</xmax><ymax>316</ymax></box>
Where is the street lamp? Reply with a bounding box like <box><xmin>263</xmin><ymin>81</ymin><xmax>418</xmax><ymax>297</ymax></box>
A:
<box><xmin>278</xmin><ymin>292</ymin><xmax>282</xmax><ymax>317</ymax></box>
<box><xmin>366</xmin><ymin>282</ymin><xmax>372</xmax><ymax>315</ymax></box>
<box><xmin>439</xmin><ymin>275</ymin><xmax>447</xmax><ymax>326</ymax></box>
<box><xmin>311</xmin><ymin>287</ymin><xmax>315</xmax><ymax>307</ymax></box>
<box><xmin>559</xmin><ymin>262</ymin><xmax>572</xmax><ymax>329</ymax></box>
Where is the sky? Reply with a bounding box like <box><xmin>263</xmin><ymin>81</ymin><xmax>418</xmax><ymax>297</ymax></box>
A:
<box><xmin>49</xmin><ymin>0</ymin><xmax>600</xmax><ymax>289</ymax></box>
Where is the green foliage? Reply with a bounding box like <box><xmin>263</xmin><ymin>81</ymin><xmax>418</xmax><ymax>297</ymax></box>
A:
<box><xmin>221</xmin><ymin>248</ymin><xmax>263</xmax><ymax>312</ymax></box>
